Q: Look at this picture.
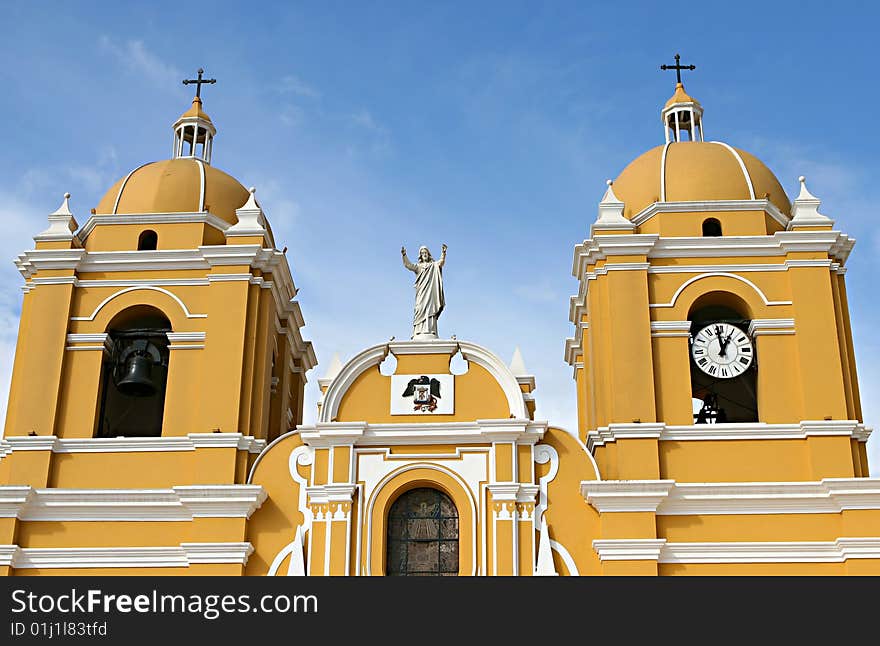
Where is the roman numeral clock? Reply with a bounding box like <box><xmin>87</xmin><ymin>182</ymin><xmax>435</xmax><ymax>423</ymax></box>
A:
<box><xmin>689</xmin><ymin>319</ymin><xmax>758</xmax><ymax>424</ymax></box>
<box><xmin>691</xmin><ymin>322</ymin><xmax>753</xmax><ymax>379</ymax></box>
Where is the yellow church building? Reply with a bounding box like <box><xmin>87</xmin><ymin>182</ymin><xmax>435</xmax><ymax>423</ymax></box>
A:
<box><xmin>0</xmin><ymin>67</ymin><xmax>877</xmax><ymax>577</ymax></box>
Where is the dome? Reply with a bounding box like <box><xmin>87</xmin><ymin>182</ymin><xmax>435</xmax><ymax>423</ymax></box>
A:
<box><xmin>611</xmin><ymin>141</ymin><xmax>791</xmax><ymax>219</ymax></box>
<box><xmin>95</xmin><ymin>158</ymin><xmax>249</xmax><ymax>224</ymax></box>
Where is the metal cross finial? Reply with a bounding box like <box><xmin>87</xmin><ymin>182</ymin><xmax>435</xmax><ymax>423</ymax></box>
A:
<box><xmin>660</xmin><ymin>54</ymin><xmax>696</xmax><ymax>85</ymax></box>
<box><xmin>182</xmin><ymin>68</ymin><xmax>216</xmax><ymax>98</ymax></box>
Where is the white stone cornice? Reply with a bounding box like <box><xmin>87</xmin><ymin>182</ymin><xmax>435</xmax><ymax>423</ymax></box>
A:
<box><xmin>585</xmin><ymin>423</ymin><xmax>664</xmax><ymax>450</ymax></box>
<box><xmin>181</xmin><ymin>542</ymin><xmax>254</xmax><ymax>565</ymax></box>
<box><xmin>748</xmin><ymin>318</ymin><xmax>796</xmax><ymax>336</ymax></box>
<box><xmin>0</xmin><ymin>485</ymin><xmax>266</xmax><ymax>521</ymax></box>
<box><xmin>8</xmin><ymin>542</ymin><xmax>254</xmax><ymax>569</ymax></box>
<box><xmin>592</xmin><ymin>539</ymin><xmax>667</xmax><ymax>561</ymax></box>
<box><xmin>630</xmin><ymin>199</ymin><xmax>789</xmax><ymax>229</ymax></box>
<box><xmin>646</xmin><ymin>259</ymin><xmax>834</xmax><ymax>273</ymax></box>
<box><xmin>15</xmin><ymin>248</ymin><xmax>85</xmax><ymax>278</ymax></box>
<box><xmin>487</xmin><ymin>483</ymin><xmax>522</xmax><ymax>502</ymax></box>
<box><xmin>77</xmin><ymin>211</ymin><xmax>230</xmax><ymax>241</ymax></box>
<box><xmin>515</xmin><ymin>375</ymin><xmax>536</xmax><ymax>391</ymax></box>
<box><xmin>388</xmin><ymin>339</ymin><xmax>460</xmax><ymax>355</ymax></box>
<box><xmin>1</xmin><ymin>434</ymin><xmax>267</xmax><ymax>454</ymax></box>
<box><xmin>0</xmin><ymin>545</ymin><xmax>17</xmax><ymax>567</ymax></box>
<box><xmin>658</xmin><ymin>538</ymin><xmax>880</xmax><ymax>563</ymax></box>
<box><xmin>167</xmin><ymin>331</ymin><xmax>207</xmax><ymax>350</ymax></box>
<box><xmin>16</xmin><ymin>244</ymin><xmax>299</xmax><ymax>281</ymax></box>
<box><xmin>517</xmin><ymin>484</ymin><xmax>540</xmax><ymax>504</ymax></box>
<box><xmin>650</xmin><ymin>320</ymin><xmax>691</xmax><ymax>337</ymax></box>
<box><xmin>0</xmin><ymin>486</ymin><xmax>32</xmax><ymax>517</ymax></box>
<box><xmin>563</xmin><ymin>336</ymin><xmax>582</xmax><ymax>367</ymax></box>
<box><xmin>586</xmin><ymin>421</ymin><xmax>871</xmax><ymax>450</ymax></box>
<box><xmin>199</xmin><ymin>244</ymin><xmax>264</xmax><ymax>267</ymax></box>
<box><xmin>73</xmin><ymin>250</ymin><xmax>208</xmax><ymax>275</ymax></box>
<box><xmin>300</xmin><ymin>419</ymin><xmax>547</xmax><ymax>448</ymax></box>
<box><xmin>581</xmin><ymin>480</ymin><xmax>675</xmax><ymax>512</ymax></box>
<box><xmin>173</xmin><ymin>485</ymin><xmax>267</xmax><ymax>518</ymax></box>
<box><xmin>3</xmin><ymin>435</ymin><xmax>58</xmax><ymax>451</ymax></box>
<box><xmin>657</xmin><ymin>478</ymin><xmax>880</xmax><ymax>516</ymax></box>
<box><xmin>571</xmin><ymin>234</ymin><xmax>660</xmax><ymax>279</ymax></box>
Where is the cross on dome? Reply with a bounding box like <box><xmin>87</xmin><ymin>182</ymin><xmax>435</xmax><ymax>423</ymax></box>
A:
<box><xmin>182</xmin><ymin>68</ymin><xmax>217</xmax><ymax>98</ymax></box>
<box><xmin>659</xmin><ymin>54</ymin><xmax>703</xmax><ymax>143</ymax></box>
<box><xmin>660</xmin><ymin>53</ymin><xmax>696</xmax><ymax>85</ymax></box>
<box><xmin>173</xmin><ymin>68</ymin><xmax>218</xmax><ymax>163</ymax></box>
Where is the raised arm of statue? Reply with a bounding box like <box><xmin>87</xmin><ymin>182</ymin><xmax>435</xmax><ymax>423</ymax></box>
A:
<box><xmin>401</xmin><ymin>246</ymin><xmax>417</xmax><ymax>272</ymax></box>
<box><xmin>437</xmin><ymin>243</ymin><xmax>447</xmax><ymax>269</ymax></box>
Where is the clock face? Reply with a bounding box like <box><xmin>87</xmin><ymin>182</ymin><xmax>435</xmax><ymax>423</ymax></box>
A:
<box><xmin>691</xmin><ymin>322</ymin><xmax>753</xmax><ymax>379</ymax></box>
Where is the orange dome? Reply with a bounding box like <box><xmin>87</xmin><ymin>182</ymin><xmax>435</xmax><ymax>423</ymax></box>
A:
<box><xmin>95</xmin><ymin>158</ymin><xmax>249</xmax><ymax>224</ymax></box>
<box><xmin>611</xmin><ymin>141</ymin><xmax>790</xmax><ymax>219</ymax></box>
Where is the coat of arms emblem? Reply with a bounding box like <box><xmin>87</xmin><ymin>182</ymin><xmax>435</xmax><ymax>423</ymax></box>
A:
<box><xmin>402</xmin><ymin>375</ymin><xmax>442</xmax><ymax>412</ymax></box>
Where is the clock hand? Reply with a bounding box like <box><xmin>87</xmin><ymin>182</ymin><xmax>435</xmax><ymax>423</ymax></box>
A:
<box><xmin>714</xmin><ymin>326</ymin><xmax>729</xmax><ymax>357</ymax></box>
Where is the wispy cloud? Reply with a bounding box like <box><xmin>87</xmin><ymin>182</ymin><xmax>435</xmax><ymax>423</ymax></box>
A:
<box><xmin>98</xmin><ymin>36</ymin><xmax>181</xmax><ymax>90</ymax></box>
<box><xmin>349</xmin><ymin>110</ymin><xmax>388</xmax><ymax>135</ymax></box>
<box><xmin>278</xmin><ymin>75</ymin><xmax>320</xmax><ymax>99</ymax></box>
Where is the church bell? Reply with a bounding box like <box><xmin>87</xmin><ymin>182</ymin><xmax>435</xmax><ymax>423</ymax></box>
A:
<box><xmin>112</xmin><ymin>336</ymin><xmax>165</xmax><ymax>398</ymax></box>
<box><xmin>116</xmin><ymin>352</ymin><xmax>157</xmax><ymax>397</ymax></box>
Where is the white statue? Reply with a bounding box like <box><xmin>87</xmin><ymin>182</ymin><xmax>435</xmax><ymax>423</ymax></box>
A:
<box><xmin>401</xmin><ymin>243</ymin><xmax>447</xmax><ymax>339</ymax></box>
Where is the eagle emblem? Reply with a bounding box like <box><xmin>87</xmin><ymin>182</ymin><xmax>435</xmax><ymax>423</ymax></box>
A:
<box><xmin>402</xmin><ymin>375</ymin><xmax>441</xmax><ymax>412</ymax></box>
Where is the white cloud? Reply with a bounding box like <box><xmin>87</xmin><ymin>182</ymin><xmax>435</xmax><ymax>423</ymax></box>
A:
<box><xmin>349</xmin><ymin>110</ymin><xmax>391</xmax><ymax>139</ymax></box>
<box><xmin>278</xmin><ymin>75</ymin><xmax>320</xmax><ymax>99</ymax></box>
<box><xmin>98</xmin><ymin>36</ymin><xmax>182</xmax><ymax>90</ymax></box>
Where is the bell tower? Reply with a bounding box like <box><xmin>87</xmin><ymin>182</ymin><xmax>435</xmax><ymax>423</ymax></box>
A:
<box><xmin>2</xmin><ymin>74</ymin><xmax>316</xmax><ymax>498</ymax></box>
<box><xmin>566</xmin><ymin>65</ymin><xmax>867</xmax><ymax>486</ymax></box>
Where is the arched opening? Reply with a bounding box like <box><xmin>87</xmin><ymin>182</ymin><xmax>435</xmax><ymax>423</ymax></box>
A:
<box><xmin>386</xmin><ymin>487</ymin><xmax>459</xmax><ymax>576</ymax></box>
<box><xmin>96</xmin><ymin>305</ymin><xmax>171</xmax><ymax>438</ymax></box>
<box><xmin>137</xmin><ymin>230</ymin><xmax>158</xmax><ymax>250</ymax></box>
<box><xmin>702</xmin><ymin>218</ymin><xmax>723</xmax><ymax>237</ymax></box>
<box><xmin>688</xmin><ymin>292</ymin><xmax>757</xmax><ymax>423</ymax></box>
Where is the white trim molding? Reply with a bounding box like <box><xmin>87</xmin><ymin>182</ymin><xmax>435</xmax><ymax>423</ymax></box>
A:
<box><xmin>6</xmin><ymin>542</ymin><xmax>254</xmax><ymax>569</ymax></box>
<box><xmin>658</xmin><ymin>538</ymin><xmax>880</xmax><ymax>564</ymax></box>
<box><xmin>581</xmin><ymin>478</ymin><xmax>880</xmax><ymax>516</ymax></box>
<box><xmin>592</xmin><ymin>539</ymin><xmax>667</xmax><ymax>561</ymax></box>
<box><xmin>586</xmin><ymin>420</ymin><xmax>871</xmax><ymax>450</ymax></box>
<box><xmin>591</xmin><ymin>538</ymin><xmax>880</xmax><ymax>563</ymax></box>
<box><xmin>581</xmin><ymin>480</ymin><xmax>675</xmax><ymax>512</ymax></box>
<box><xmin>748</xmin><ymin>318</ymin><xmax>796</xmax><ymax>336</ymax></box>
<box><xmin>0</xmin><ymin>485</ymin><xmax>266</xmax><ymax>521</ymax></box>
<box><xmin>77</xmin><ymin>211</ymin><xmax>231</xmax><ymax>241</ymax></box>
<box><xmin>300</xmin><ymin>419</ymin><xmax>547</xmax><ymax>448</ymax></box>
<box><xmin>650</xmin><ymin>321</ymin><xmax>691</xmax><ymax>338</ymax></box>
<box><xmin>1</xmin><ymin>433</ymin><xmax>266</xmax><ymax>455</ymax></box>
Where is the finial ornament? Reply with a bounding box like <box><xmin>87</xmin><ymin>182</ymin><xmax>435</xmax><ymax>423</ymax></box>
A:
<box><xmin>36</xmin><ymin>192</ymin><xmax>78</xmax><ymax>244</ymax></box>
<box><xmin>593</xmin><ymin>178</ymin><xmax>633</xmax><ymax>233</ymax></box>
<box><xmin>51</xmin><ymin>192</ymin><xmax>73</xmax><ymax>217</ymax></box>
<box><xmin>401</xmin><ymin>243</ymin><xmax>447</xmax><ymax>340</ymax></box>
<box><xmin>788</xmin><ymin>175</ymin><xmax>834</xmax><ymax>229</ymax></box>
<box><xmin>660</xmin><ymin>53</ymin><xmax>696</xmax><ymax>85</ymax></box>
<box><xmin>182</xmin><ymin>68</ymin><xmax>217</xmax><ymax>98</ymax></box>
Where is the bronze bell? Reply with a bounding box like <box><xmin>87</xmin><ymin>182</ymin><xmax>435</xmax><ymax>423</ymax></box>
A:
<box><xmin>116</xmin><ymin>353</ymin><xmax>157</xmax><ymax>397</ymax></box>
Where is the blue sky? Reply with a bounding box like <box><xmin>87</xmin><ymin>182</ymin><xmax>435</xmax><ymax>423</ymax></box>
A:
<box><xmin>1</xmin><ymin>1</ymin><xmax>878</xmax><ymax>470</ymax></box>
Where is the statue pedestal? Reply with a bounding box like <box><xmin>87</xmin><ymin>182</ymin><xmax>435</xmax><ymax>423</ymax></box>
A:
<box><xmin>411</xmin><ymin>333</ymin><xmax>439</xmax><ymax>341</ymax></box>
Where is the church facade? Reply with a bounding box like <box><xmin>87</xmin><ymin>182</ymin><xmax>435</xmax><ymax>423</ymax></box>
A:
<box><xmin>0</xmin><ymin>70</ymin><xmax>877</xmax><ymax>576</ymax></box>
